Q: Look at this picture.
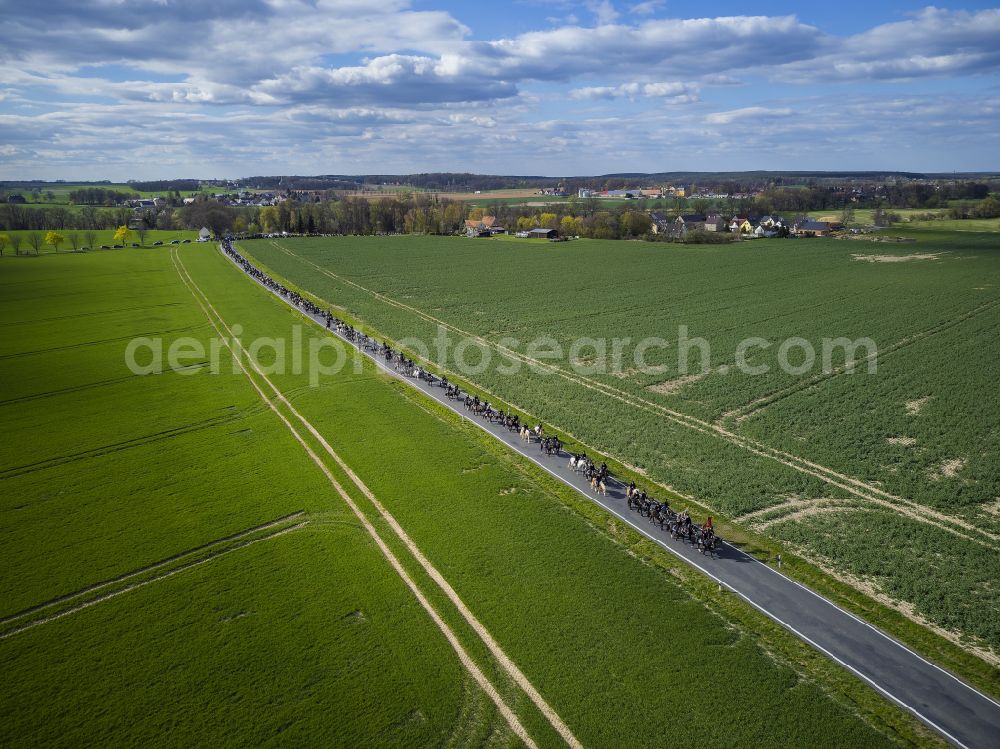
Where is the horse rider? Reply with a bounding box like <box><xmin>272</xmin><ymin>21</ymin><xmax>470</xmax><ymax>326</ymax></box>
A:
<box><xmin>702</xmin><ymin>516</ymin><xmax>713</xmax><ymax>532</ymax></box>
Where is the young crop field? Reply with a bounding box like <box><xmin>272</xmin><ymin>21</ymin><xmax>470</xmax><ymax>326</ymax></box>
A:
<box><xmin>238</xmin><ymin>230</ymin><xmax>1000</xmax><ymax>660</ymax></box>
<box><xmin>0</xmin><ymin>245</ymin><xmax>932</xmax><ymax>746</ymax></box>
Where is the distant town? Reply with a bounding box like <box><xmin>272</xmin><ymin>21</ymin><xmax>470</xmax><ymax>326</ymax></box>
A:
<box><xmin>1</xmin><ymin>172</ymin><xmax>997</xmax><ymax>245</ymax></box>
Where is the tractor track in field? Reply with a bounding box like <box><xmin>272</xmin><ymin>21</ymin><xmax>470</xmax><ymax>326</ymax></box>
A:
<box><xmin>266</xmin><ymin>240</ymin><xmax>998</xmax><ymax>550</ymax></box>
<box><xmin>0</xmin><ymin>511</ymin><xmax>306</xmax><ymax>627</ymax></box>
<box><xmin>173</xmin><ymin>249</ymin><xmax>578</xmax><ymax>749</ymax></box>
<box><xmin>0</xmin><ymin>513</ymin><xmax>308</xmax><ymax>640</ymax></box>
<box><xmin>0</xmin><ymin>301</ymin><xmax>185</xmax><ymax>328</ymax></box>
<box><xmin>0</xmin><ymin>323</ymin><xmax>210</xmax><ymax>360</ymax></box>
<box><xmin>722</xmin><ymin>295</ymin><xmax>1000</xmax><ymax>424</ymax></box>
<box><xmin>0</xmin><ymin>365</ymin><xmax>213</xmax><ymax>407</ymax></box>
<box><xmin>0</xmin><ymin>411</ymin><xmax>251</xmax><ymax>480</ymax></box>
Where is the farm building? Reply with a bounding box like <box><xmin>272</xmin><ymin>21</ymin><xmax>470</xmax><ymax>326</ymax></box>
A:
<box><xmin>792</xmin><ymin>219</ymin><xmax>833</xmax><ymax>236</ymax></box>
<box><xmin>526</xmin><ymin>228</ymin><xmax>559</xmax><ymax>239</ymax></box>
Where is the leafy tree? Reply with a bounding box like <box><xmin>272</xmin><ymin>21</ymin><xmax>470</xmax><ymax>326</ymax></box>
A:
<box><xmin>560</xmin><ymin>215</ymin><xmax>578</xmax><ymax>237</ymax></box>
<box><xmin>972</xmin><ymin>195</ymin><xmax>1000</xmax><ymax>219</ymax></box>
<box><xmin>259</xmin><ymin>206</ymin><xmax>280</xmax><ymax>233</ymax></box>
<box><xmin>45</xmin><ymin>231</ymin><xmax>66</xmax><ymax>252</ymax></box>
<box><xmin>113</xmin><ymin>225</ymin><xmax>133</xmax><ymax>246</ymax></box>
<box><xmin>622</xmin><ymin>211</ymin><xmax>652</xmax><ymax>237</ymax></box>
<box><xmin>181</xmin><ymin>200</ymin><xmax>236</xmax><ymax>238</ymax></box>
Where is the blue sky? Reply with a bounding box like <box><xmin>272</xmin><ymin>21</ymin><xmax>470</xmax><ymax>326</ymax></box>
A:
<box><xmin>1</xmin><ymin>1</ymin><xmax>998</xmax><ymax>179</ymax></box>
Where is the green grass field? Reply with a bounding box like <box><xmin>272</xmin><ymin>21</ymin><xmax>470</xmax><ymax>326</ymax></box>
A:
<box><xmin>806</xmin><ymin>209</ymin><xmax>999</xmax><ymax>231</ymax></box>
<box><xmin>0</xmin><ymin>245</ymin><xmax>935</xmax><ymax>746</ymax></box>
<box><xmin>237</xmin><ymin>231</ymin><xmax>1000</xmax><ymax>663</ymax></box>
<box><xmin>3</xmin><ymin>182</ymin><xmax>214</xmax><ymax>202</ymax></box>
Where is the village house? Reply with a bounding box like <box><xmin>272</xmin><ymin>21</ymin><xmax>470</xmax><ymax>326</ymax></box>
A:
<box><xmin>676</xmin><ymin>214</ymin><xmax>707</xmax><ymax>231</ymax></box>
<box><xmin>649</xmin><ymin>211</ymin><xmax>672</xmax><ymax>234</ymax></box>
<box><xmin>464</xmin><ymin>215</ymin><xmax>498</xmax><ymax>237</ymax></box>
<box><xmin>728</xmin><ymin>215</ymin><xmax>752</xmax><ymax>233</ymax></box>
<box><xmin>704</xmin><ymin>214</ymin><xmax>724</xmax><ymax>232</ymax></box>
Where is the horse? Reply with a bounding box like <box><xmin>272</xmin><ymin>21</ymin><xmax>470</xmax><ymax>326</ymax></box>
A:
<box><xmin>697</xmin><ymin>528</ymin><xmax>717</xmax><ymax>556</ymax></box>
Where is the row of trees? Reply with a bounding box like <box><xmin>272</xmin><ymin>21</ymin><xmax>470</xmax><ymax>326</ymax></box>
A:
<box><xmin>1</xmin><ymin>204</ymin><xmax>137</xmax><ymax>231</ymax></box>
<box><xmin>0</xmin><ymin>226</ymin><xmax>139</xmax><ymax>256</ymax></box>
<box><xmin>67</xmin><ymin>188</ymin><xmax>139</xmax><ymax>206</ymax></box>
<box><xmin>948</xmin><ymin>195</ymin><xmax>1000</xmax><ymax>219</ymax></box>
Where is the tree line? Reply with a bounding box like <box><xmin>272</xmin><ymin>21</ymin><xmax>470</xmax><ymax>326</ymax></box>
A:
<box><xmin>3</xmin><ymin>187</ymin><xmax>996</xmax><ymax>241</ymax></box>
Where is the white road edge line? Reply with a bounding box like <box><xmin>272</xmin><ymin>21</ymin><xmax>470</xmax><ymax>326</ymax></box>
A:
<box><xmin>174</xmin><ymin>249</ymin><xmax>543</xmax><ymax>749</ymax></box>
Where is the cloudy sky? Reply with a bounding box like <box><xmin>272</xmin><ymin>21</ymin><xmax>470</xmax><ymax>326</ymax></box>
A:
<box><xmin>1</xmin><ymin>1</ymin><xmax>999</xmax><ymax>179</ymax></box>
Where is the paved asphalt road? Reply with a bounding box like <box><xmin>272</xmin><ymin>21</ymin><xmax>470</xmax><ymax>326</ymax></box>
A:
<box><xmin>224</xmin><ymin>245</ymin><xmax>1000</xmax><ymax>749</ymax></box>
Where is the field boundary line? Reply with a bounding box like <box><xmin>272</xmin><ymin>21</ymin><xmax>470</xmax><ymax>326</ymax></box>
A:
<box><xmin>172</xmin><ymin>249</ymin><xmax>543</xmax><ymax>749</ymax></box>
<box><xmin>266</xmin><ymin>240</ymin><xmax>996</xmax><ymax>548</ymax></box>
<box><xmin>0</xmin><ymin>521</ymin><xmax>308</xmax><ymax>640</ymax></box>
<box><xmin>0</xmin><ymin>512</ymin><xmax>305</xmax><ymax>627</ymax></box>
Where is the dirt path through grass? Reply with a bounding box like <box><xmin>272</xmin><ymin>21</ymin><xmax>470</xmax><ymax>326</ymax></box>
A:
<box><xmin>172</xmin><ymin>248</ymin><xmax>571</xmax><ymax>749</ymax></box>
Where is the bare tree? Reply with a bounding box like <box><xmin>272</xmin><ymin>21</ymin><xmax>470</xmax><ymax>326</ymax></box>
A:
<box><xmin>11</xmin><ymin>235</ymin><xmax>23</xmax><ymax>255</ymax></box>
<box><xmin>67</xmin><ymin>232</ymin><xmax>80</xmax><ymax>250</ymax></box>
<box><xmin>136</xmin><ymin>226</ymin><xmax>149</xmax><ymax>246</ymax></box>
<box><xmin>27</xmin><ymin>232</ymin><xmax>43</xmax><ymax>255</ymax></box>
<box><xmin>84</xmin><ymin>230</ymin><xmax>97</xmax><ymax>250</ymax></box>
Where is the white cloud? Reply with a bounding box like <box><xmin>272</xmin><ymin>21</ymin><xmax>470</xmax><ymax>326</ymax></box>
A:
<box><xmin>586</xmin><ymin>0</ymin><xmax>620</xmax><ymax>25</ymax></box>
<box><xmin>779</xmin><ymin>7</ymin><xmax>1000</xmax><ymax>81</ymax></box>
<box><xmin>629</xmin><ymin>0</ymin><xmax>663</xmax><ymax>16</ymax></box>
<box><xmin>704</xmin><ymin>107</ymin><xmax>792</xmax><ymax>125</ymax></box>
<box><xmin>569</xmin><ymin>81</ymin><xmax>698</xmax><ymax>103</ymax></box>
